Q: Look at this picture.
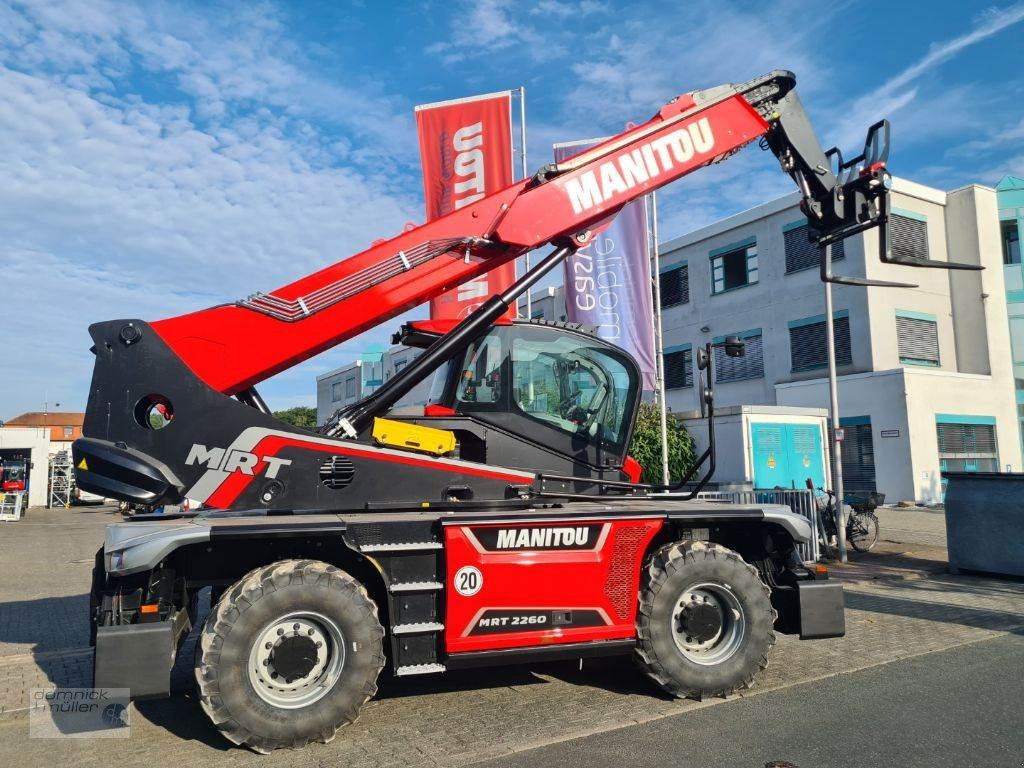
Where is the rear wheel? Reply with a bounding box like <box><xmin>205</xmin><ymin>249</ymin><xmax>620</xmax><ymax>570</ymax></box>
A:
<box><xmin>848</xmin><ymin>512</ymin><xmax>880</xmax><ymax>552</ymax></box>
<box><xmin>635</xmin><ymin>541</ymin><xmax>776</xmax><ymax>699</ymax></box>
<box><xmin>195</xmin><ymin>559</ymin><xmax>385</xmax><ymax>753</ymax></box>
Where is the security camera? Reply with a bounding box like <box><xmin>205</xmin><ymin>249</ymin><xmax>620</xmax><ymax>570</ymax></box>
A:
<box><xmin>724</xmin><ymin>335</ymin><xmax>746</xmax><ymax>358</ymax></box>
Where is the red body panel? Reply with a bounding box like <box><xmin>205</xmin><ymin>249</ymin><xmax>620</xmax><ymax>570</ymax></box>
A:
<box><xmin>444</xmin><ymin>518</ymin><xmax>662</xmax><ymax>653</ymax></box>
<box><xmin>149</xmin><ymin>93</ymin><xmax>769</xmax><ymax>395</ymax></box>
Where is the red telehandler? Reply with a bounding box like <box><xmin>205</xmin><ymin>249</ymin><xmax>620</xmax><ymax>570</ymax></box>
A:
<box><xmin>73</xmin><ymin>70</ymin><xmax>970</xmax><ymax>752</ymax></box>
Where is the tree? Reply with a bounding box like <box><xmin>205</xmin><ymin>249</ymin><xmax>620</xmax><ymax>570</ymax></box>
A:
<box><xmin>273</xmin><ymin>406</ymin><xmax>317</xmax><ymax>431</ymax></box>
<box><xmin>627</xmin><ymin>402</ymin><xmax>696</xmax><ymax>485</ymax></box>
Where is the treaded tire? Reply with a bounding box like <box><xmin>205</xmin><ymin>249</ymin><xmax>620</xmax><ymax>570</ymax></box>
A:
<box><xmin>849</xmin><ymin>512</ymin><xmax>880</xmax><ymax>553</ymax></box>
<box><xmin>195</xmin><ymin>559</ymin><xmax>385</xmax><ymax>753</ymax></box>
<box><xmin>635</xmin><ymin>541</ymin><xmax>776</xmax><ymax>699</ymax></box>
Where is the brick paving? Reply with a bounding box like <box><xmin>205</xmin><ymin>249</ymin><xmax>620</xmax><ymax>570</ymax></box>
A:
<box><xmin>0</xmin><ymin>505</ymin><xmax>1021</xmax><ymax>767</ymax></box>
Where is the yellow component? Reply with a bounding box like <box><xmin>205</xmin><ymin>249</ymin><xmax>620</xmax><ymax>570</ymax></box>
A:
<box><xmin>372</xmin><ymin>417</ymin><xmax>457</xmax><ymax>457</ymax></box>
<box><xmin>77</xmin><ymin>457</ymin><xmax>88</xmax><ymax>471</ymax></box>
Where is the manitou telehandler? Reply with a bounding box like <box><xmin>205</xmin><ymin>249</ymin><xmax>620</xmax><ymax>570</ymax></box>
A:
<box><xmin>73</xmin><ymin>70</ymin><xmax>971</xmax><ymax>753</ymax></box>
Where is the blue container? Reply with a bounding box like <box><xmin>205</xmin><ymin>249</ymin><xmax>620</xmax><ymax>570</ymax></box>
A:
<box><xmin>943</xmin><ymin>472</ymin><xmax>1024</xmax><ymax>578</ymax></box>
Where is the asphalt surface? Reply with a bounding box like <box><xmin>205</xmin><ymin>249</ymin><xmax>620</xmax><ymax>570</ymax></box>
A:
<box><xmin>477</xmin><ymin>632</ymin><xmax>1024</xmax><ymax>768</ymax></box>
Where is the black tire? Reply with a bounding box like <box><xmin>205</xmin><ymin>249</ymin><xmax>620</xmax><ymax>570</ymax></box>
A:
<box><xmin>195</xmin><ymin>559</ymin><xmax>385</xmax><ymax>753</ymax></box>
<box><xmin>635</xmin><ymin>541</ymin><xmax>776</xmax><ymax>699</ymax></box>
<box><xmin>848</xmin><ymin>512</ymin><xmax>880</xmax><ymax>553</ymax></box>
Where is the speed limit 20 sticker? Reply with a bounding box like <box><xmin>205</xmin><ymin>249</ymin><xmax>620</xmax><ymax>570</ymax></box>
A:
<box><xmin>453</xmin><ymin>565</ymin><xmax>483</xmax><ymax>596</ymax></box>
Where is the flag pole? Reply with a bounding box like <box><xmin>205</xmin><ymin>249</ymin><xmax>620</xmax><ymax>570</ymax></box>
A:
<box><xmin>518</xmin><ymin>87</ymin><xmax>531</xmax><ymax>319</ymax></box>
<box><xmin>649</xmin><ymin>191</ymin><xmax>670</xmax><ymax>486</ymax></box>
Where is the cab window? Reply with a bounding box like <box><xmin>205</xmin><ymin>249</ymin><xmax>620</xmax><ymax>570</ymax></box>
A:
<box><xmin>455</xmin><ymin>335</ymin><xmax>504</xmax><ymax>405</ymax></box>
<box><xmin>510</xmin><ymin>334</ymin><xmax>634</xmax><ymax>448</ymax></box>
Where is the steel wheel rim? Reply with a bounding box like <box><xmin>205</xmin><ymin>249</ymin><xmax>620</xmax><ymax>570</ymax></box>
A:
<box><xmin>671</xmin><ymin>581</ymin><xmax>746</xmax><ymax>665</ymax></box>
<box><xmin>247</xmin><ymin>611</ymin><xmax>345</xmax><ymax>709</ymax></box>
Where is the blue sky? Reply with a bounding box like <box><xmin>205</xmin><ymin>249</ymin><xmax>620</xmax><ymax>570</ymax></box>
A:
<box><xmin>2</xmin><ymin>0</ymin><xmax>1023</xmax><ymax>419</ymax></box>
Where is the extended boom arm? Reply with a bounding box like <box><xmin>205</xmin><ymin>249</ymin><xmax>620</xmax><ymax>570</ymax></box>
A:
<box><xmin>147</xmin><ymin>70</ymin><xmax>906</xmax><ymax>396</ymax></box>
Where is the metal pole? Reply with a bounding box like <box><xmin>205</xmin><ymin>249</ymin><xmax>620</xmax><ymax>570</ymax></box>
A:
<box><xmin>823</xmin><ymin>243</ymin><xmax>848</xmax><ymax>562</ymax></box>
<box><xmin>649</xmin><ymin>192</ymin><xmax>670</xmax><ymax>486</ymax></box>
<box><xmin>518</xmin><ymin>87</ymin><xmax>531</xmax><ymax>319</ymax></box>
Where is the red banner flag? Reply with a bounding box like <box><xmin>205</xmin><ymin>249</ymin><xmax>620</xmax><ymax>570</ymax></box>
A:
<box><xmin>415</xmin><ymin>91</ymin><xmax>516</xmax><ymax>320</ymax></box>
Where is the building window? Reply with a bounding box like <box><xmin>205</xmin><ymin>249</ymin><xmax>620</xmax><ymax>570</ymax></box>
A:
<box><xmin>659</xmin><ymin>264</ymin><xmax>689</xmax><ymax>308</ymax></box>
<box><xmin>63</xmin><ymin>426</ymin><xmax>73</xmax><ymax>438</ymax></box>
<box><xmin>331</xmin><ymin>381</ymin><xmax>343</xmax><ymax>402</ymax></box>
<box><xmin>896</xmin><ymin>312</ymin><xmax>940</xmax><ymax>366</ymax></box>
<box><xmin>890</xmin><ymin>213</ymin><xmax>929</xmax><ymax>262</ymax></box>
<box><xmin>937</xmin><ymin>417</ymin><xmax>999</xmax><ymax>474</ymax></box>
<box><xmin>394</xmin><ymin>359</ymin><xmax>408</xmax><ymax>373</ymax></box>
<box><xmin>531</xmin><ymin>309</ymin><xmax>545</xmax><ymax>319</ymax></box>
<box><xmin>714</xmin><ymin>330</ymin><xmax>764</xmax><ymax>382</ymax></box>
<box><xmin>784</xmin><ymin>222</ymin><xmax>844</xmax><ymax>274</ymax></box>
<box><xmin>788</xmin><ymin>312</ymin><xmax>852</xmax><ymax>372</ymax></box>
<box><xmin>1003</xmin><ymin>220</ymin><xmax>1021</xmax><ymax>265</ymax></box>
<box><xmin>711</xmin><ymin>239</ymin><xmax>757</xmax><ymax>294</ymax></box>
<box><xmin>664</xmin><ymin>347</ymin><xmax>693</xmax><ymax>389</ymax></box>
<box><xmin>839</xmin><ymin>418</ymin><xmax>876</xmax><ymax>494</ymax></box>
<box><xmin>345</xmin><ymin>377</ymin><xmax>357</xmax><ymax>398</ymax></box>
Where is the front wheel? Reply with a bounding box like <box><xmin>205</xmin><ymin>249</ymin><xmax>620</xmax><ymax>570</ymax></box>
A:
<box><xmin>848</xmin><ymin>512</ymin><xmax>880</xmax><ymax>552</ymax></box>
<box><xmin>635</xmin><ymin>541</ymin><xmax>776</xmax><ymax>699</ymax></box>
<box><xmin>195</xmin><ymin>559</ymin><xmax>385</xmax><ymax>753</ymax></box>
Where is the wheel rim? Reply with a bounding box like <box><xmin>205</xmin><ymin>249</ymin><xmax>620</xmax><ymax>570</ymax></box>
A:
<box><xmin>247</xmin><ymin>611</ymin><xmax>345</xmax><ymax>709</ymax></box>
<box><xmin>671</xmin><ymin>582</ymin><xmax>746</xmax><ymax>665</ymax></box>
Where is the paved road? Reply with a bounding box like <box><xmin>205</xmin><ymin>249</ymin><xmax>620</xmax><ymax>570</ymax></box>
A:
<box><xmin>875</xmin><ymin>505</ymin><xmax>947</xmax><ymax>548</ymax></box>
<box><xmin>478</xmin><ymin>632</ymin><xmax>1024</xmax><ymax>768</ymax></box>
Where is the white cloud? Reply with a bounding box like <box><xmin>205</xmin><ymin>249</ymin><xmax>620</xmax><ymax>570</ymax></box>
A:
<box><xmin>0</xmin><ymin>1</ymin><xmax>425</xmax><ymax>418</ymax></box>
<box><xmin>834</xmin><ymin>3</ymin><xmax>1024</xmax><ymax>150</ymax></box>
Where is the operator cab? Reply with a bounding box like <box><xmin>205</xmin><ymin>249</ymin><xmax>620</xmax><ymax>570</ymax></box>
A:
<box><xmin>403</xmin><ymin>320</ymin><xmax>641</xmax><ymax>477</ymax></box>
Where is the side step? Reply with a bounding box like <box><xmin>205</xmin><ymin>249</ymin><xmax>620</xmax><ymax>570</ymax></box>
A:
<box><xmin>392</xmin><ymin>622</ymin><xmax>444</xmax><ymax>635</ymax></box>
<box><xmin>361</xmin><ymin>541</ymin><xmax>443</xmax><ymax>553</ymax></box>
<box><xmin>395</xmin><ymin>663</ymin><xmax>447</xmax><ymax>677</ymax></box>
<box><xmin>389</xmin><ymin>581</ymin><xmax>443</xmax><ymax>593</ymax></box>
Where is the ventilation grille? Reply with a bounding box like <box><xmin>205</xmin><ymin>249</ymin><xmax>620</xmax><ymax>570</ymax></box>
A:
<box><xmin>319</xmin><ymin>455</ymin><xmax>356</xmax><ymax>489</ymax></box>
<box><xmin>603</xmin><ymin>526</ymin><xmax>651</xmax><ymax>621</ymax></box>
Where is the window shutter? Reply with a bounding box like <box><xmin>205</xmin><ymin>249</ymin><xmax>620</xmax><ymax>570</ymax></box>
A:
<box><xmin>789</xmin><ymin>317</ymin><xmax>852</xmax><ymax>371</ymax></box>
<box><xmin>840</xmin><ymin>422</ymin><xmax>876</xmax><ymax>493</ymax></box>
<box><xmin>784</xmin><ymin>224</ymin><xmax>844</xmax><ymax>273</ymax></box>
<box><xmin>936</xmin><ymin>423</ymin><xmax>997</xmax><ymax>455</ymax></box>
<box><xmin>664</xmin><ymin>349</ymin><xmax>693</xmax><ymax>389</ymax></box>
<box><xmin>659</xmin><ymin>265</ymin><xmax>689</xmax><ymax>308</ymax></box>
<box><xmin>715</xmin><ymin>334</ymin><xmax>764</xmax><ymax>382</ymax></box>
<box><xmin>890</xmin><ymin>215</ymin><xmax>929</xmax><ymax>261</ymax></box>
<box><xmin>896</xmin><ymin>316</ymin><xmax>939</xmax><ymax>364</ymax></box>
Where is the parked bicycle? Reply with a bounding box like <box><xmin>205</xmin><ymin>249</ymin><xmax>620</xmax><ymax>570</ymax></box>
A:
<box><xmin>810</xmin><ymin>484</ymin><xmax>882</xmax><ymax>555</ymax></box>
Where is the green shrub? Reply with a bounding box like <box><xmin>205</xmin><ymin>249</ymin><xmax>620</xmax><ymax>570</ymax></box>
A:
<box><xmin>627</xmin><ymin>402</ymin><xmax>696</xmax><ymax>485</ymax></box>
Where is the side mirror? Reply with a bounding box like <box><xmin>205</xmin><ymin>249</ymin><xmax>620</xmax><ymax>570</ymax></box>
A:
<box><xmin>724</xmin><ymin>335</ymin><xmax>745</xmax><ymax>358</ymax></box>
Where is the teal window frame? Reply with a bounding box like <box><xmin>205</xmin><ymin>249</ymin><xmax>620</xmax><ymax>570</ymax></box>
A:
<box><xmin>710</xmin><ymin>237</ymin><xmax>758</xmax><ymax>295</ymax></box>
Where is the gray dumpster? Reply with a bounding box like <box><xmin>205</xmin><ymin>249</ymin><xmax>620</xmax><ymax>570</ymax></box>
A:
<box><xmin>944</xmin><ymin>472</ymin><xmax>1024</xmax><ymax>578</ymax></box>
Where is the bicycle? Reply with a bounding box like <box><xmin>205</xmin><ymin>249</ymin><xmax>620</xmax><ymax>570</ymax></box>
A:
<box><xmin>812</xmin><ymin>486</ymin><xmax>881</xmax><ymax>555</ymax></box>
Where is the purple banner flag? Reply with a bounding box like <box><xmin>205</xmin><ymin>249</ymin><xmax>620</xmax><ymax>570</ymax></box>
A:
<box><xmin>554</xmin><ymin>140</ymin><xmax>657</xmax><ymax>390</ymax></box>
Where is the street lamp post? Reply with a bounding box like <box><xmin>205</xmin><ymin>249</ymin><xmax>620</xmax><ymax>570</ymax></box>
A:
<box><xmin>823</xmin><ymin>243</ymin><xmax>848</xmax><ymax>562</ymax></box>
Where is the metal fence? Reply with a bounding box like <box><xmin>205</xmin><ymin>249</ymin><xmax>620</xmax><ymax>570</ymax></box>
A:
<box><xmin>696</xmin><ymin>488</ymin><xmax>820</xmax><ymax>562</ymax></box>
